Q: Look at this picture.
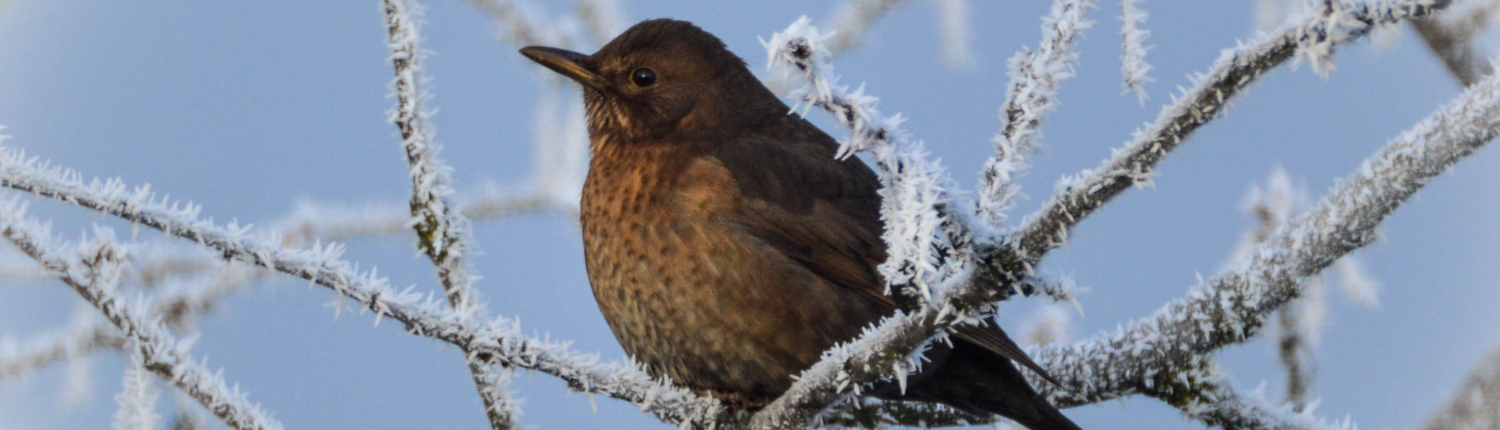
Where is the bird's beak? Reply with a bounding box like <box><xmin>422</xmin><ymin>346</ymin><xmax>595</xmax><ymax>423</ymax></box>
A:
<box><xmin>520</xmin><ymin>46</ymin><xmax>605</xmax><ymax>90</ymax></box>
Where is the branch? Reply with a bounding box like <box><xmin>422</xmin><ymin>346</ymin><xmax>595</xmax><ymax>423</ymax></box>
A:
<box><xmin>933</xmin><ymin>0</ymin><xmax>975</xmax><ymax>69</ymax></box>
<box><xmin>0</xmin><ymin>146</ymin><xmax>727</xmax><ymax>428</ymax></box>
<box><xmin>0</xmin><ymin>322</ymin><xmax>122</xmax><ymax>384</ymax></box>
<box><xmin>765</xmin><ymin>16</ymin><xmax>975</xmax><ymax>305</ymax></box>
<box><xmin>1412</xmin><ymin>0</ymin><xmax>1498</xmax><ymax>87</ymax></box>
<box><xmin>382</xmin><ymin>0</ymin><xmax>519</xmax><ymax>426</ymax></box>
<box><xmin>1422</xmin><ymin>345</ymin><xmax>1500</xmax><ymax>430</ymax></box>
<box><xmin>1178</xmin><ymin>363</ymin><xmax>1348</xmax><ymax>430</ymax></box>
<box><xmin>823</xmin><ymin>0</ymin><xmax>911</xmax><ymax>56</ymax></box>
<box><xmin>1032</xmin><ymin>56</ymin><xmax>1500</xmax><ymax>411</ymax></box>
<box><xmin>0</xmin><ymin>201</ymin><xmax>282</xmax><ymax>430</ymax></box>
<box><xmin>0</xmin><ymin>260</ymin><xmax>259</xmax><ymax>391</ymax></box>
<box><xmin>751</xmin><ymin>3</ymin><xmax>1449</xmax><ymax>427</ymax></box>
<box><xmin>980</xmin><ymin>0</ymin><xmax>1447</xmax><ymax>298</ymax></box>
<box><xmin>1119</xmin><ymin>0</ymin><xmax>1154</xmax><ymax>104</ymax></box>
<box><xmin>277</xmin><ymin>191</ymin><xmax>573</xmax><ymax>247</ymax></box>
<box><xmin>114</xmin><ymin>343</ymin><xmax>162</xmax><ymax>430</ymax></box>
<box><xmin>1241</xmin><ymin>167</ymin><xmax>1320</xmax><ymax>410</ymax></box>
<box><xmin>977</xmin><ymin>0</ymin><xmax>1098</xmax><ymax>226</ymax></box>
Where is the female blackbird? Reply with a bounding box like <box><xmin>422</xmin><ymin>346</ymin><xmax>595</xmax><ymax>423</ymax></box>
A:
<box><xmin>521</xmin><ymin>19</ymin><xmax>1082</xmax><ymax>430</ymax></box>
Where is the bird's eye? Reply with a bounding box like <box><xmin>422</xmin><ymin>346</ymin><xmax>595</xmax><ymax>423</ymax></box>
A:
<box><xmin>630</xmin><ymin>68</ymin><xmax>657</xmax><ymax>87</ymax></box>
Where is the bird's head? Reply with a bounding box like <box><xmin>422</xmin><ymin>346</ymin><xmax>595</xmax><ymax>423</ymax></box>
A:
<box><xmin>520</xmin><ymin>19</ymin><xmax>779</xmax><ymax>144</ymax></box>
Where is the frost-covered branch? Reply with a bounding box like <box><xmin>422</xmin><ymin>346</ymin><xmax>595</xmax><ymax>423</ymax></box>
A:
<box><xmin>766</xmin><ymin>16</ymin><xmax>974</xmax><ymax>304</ymax></box>
<box><xmin>1242</xmin><ymin>168</ymin><xmax>1321</xmax><ymax>410</ymax></box>
<box><xmin>386</xmin><ymin>0</ymin><xmax>484</xmax><ymax>319</ymax></box>
<box><xmin>756</xmin><ymin>12</ymin><xmax>1117</xmax><ymax>426</ymax></box>
<box><xmin>1119</xmin><ymin>0</ymin><xmax>1153</xmax><ymax>103</ymax></box>
<box><xmin>977</xmin><ymin>0</ymin><xmax>1097</xmax><ymax>226</ymax></box>
<box><xmin>277</xmin><ymin>191</ymin><xmax>574</xmax><ymax>247</ymax></box>
<box><xmin>383</xmin><ymin>0</ymin><xmax>518</xmax><ymax>426</ymax></box>
<box><xmin>0</xmin><ymin>250</ymin><xmax>49</xmax><ymax>281</ymax></box>
<box><xmin>114</xmin><ymin>343</ymin><xmax>161</xmax><ymax>430</ymax></box>
<box><xmin>0</xmin><ymin>201</ymin><xmax>281</xmax><ymax>430</ymax></box>
<box><xmin>981</xmin><ymin>0</ymin><xmax>1447</xmax><ymax>297</ymax></box>
<box><xmin>1422</xmin><ymin>345</ymin><xmax>1500</xmax><ymax>430</ymax></box>
<box><xmin>0</xmin><ymin>322</ymin><xmax>121</xmax><ymax>384</ymax></box>
<box><xmin>823</xmin><ymin>0</ymin><xmax>910</xmax><ymax>56</ymax></box>
<box><xmin>1031</xmin><ymin>55</ymin><xmax>1500</xmax><ymax>413</ymax></box>
<box><xmin>0</xmin><ymin>145</ymin><xmax>727</xmax><ymax>428</ymax></box>
<box><xmin>1412</xmin><ymin>0</ymin><xmax>1498</xmax><ymax>86</ymax></box>
<box><xmin>0</xmin><ymin>260</ymin><xmax>258</xmax><ymax>390</ymax></box>
<box><xmin>1178</xmin><ymin>364</ymin><xmax>1347</xmax><ymax>430</ymax></box>
<box><xmin>819</xmin><ymin>398</ymin><xmax>994</xmax><ymax>428</ymax></box>
<box><xmin>934</xmin><ymin>0</ymin><xmax>974</xmax><ymax>69</ymax></box>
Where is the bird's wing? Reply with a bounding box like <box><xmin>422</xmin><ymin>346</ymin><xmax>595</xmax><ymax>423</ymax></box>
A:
<box><xmin>705</xmin><ymin>135</ymin><xmax>1058</xmax><ymax>385</ymax></box>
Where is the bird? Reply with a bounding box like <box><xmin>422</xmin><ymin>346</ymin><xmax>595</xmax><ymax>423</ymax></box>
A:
<box><xmin>520</xmin><ymin>18</ymin><xmax>1082</xmax><ymax>430</ymax></box>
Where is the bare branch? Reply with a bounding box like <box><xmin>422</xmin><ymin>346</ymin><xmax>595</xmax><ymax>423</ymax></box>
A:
<box><xmin>1423</xmin><ymin>345</ymin><xmax>1500</xmax><ymax>430</ymax></box>
<box><xmin>0</xmin><ymin>201</ymin><xmax>282</xmax><ymax>430</ymax></box>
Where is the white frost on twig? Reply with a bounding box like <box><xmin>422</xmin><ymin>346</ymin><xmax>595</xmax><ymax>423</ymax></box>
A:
<box><xmin>0</xmin><ymin>201</ymin><xmax>282</xmax><ymax>430</ymax></box>
<box><xmin>1179</xmin><ymin>365</ymin><xmax>1353</xmax><ymax>430</ymax></box>
<box><xmin>387</xmin><ymin>0</ymin><xmax>517</xmax><ymax>425</ymax></box>
<box><xmin>1119</xmin><ymin>0</ymin><xmax>1153</xmax><ymax>104</ymax></box>
<box><xmin>1031</xmin><ymin>54</ymin><xmax>1500</xmax><ymax>417</ymax></box>
<box><xmin>385</xmin><ymin>0</ymin><xmax>486</xmax><ymax>322</ymax></box>
<box><xmin>1009</xmin><ymin>0</ymin><xmax>1444</xmax><ymax>272</ymax></box>
<box><xmin>1257</xmin><ymin>0</ymin><xmax>1297</xmax><ymax>33</ymax></box>
<box><xmin>765</xmin><ymin>16</ymin><xmax>973</xmax><ymax>301</ymax></box>
<box><xmin>113</xmin><ymin>342</ymin><xmax>161</xmax><ymax>430</ymax></box>
<box><xmin>977</xmin><ymin>0</ymin><xmax>1097</xmax><ymax>227</ymax></box>
<box><xmin>1332</xmin><ymin>257</ymin><xmax>1379</xmax><ymax>307</ymax></box>
<box><xmin>823</xmin><ymin>0</ymin><xmax>910</xmax><ymax>56</ymax></box>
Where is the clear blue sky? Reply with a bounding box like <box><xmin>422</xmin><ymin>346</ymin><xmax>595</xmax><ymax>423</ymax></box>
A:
<box><xmin>1</xmin><ymin>1</ymin><xmax>1497</xmax><ymax>429</ymax></box>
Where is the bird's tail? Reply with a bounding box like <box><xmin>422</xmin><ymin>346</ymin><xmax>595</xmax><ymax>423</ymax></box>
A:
<box><xmin>899</xmin><ymin>342</ymin><xmax>1083</xmax><ymax>430</ymax></box>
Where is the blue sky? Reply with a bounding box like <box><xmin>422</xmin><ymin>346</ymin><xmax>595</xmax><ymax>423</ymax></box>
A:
<box><xmin>1</xmin><ymin>1</ymin><xmax>1498</xmax><ymax>429</ymax></box>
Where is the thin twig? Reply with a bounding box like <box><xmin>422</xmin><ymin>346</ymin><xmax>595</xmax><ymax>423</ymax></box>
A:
<box><xmin>383</xmin><ymin>0</ymin><xmax>519</xmax><ymax>426</ymax></box>
<box><xmin>0</xmin><ymin>201</ymin><xmax>282</xmax><ymax>430</ymax></box>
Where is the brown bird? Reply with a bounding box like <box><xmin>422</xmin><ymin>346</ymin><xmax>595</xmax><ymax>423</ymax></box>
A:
<box><xmin>521</xmin><ymin>19</ymin><xmax>1081</xmax><ymax>430</ymax></box>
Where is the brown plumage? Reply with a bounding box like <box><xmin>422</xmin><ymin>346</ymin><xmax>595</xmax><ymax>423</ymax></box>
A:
<box><xmin>520</xmin><ymin>19</ymin><xmax>1082</xmax><ymax>430</ymax></box>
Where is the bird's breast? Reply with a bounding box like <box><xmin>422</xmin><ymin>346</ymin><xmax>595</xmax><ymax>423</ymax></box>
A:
<box><xmin>578</xmin><ymin>147</ymin><xmax>839</xmax><ymax>400</ymax></box>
